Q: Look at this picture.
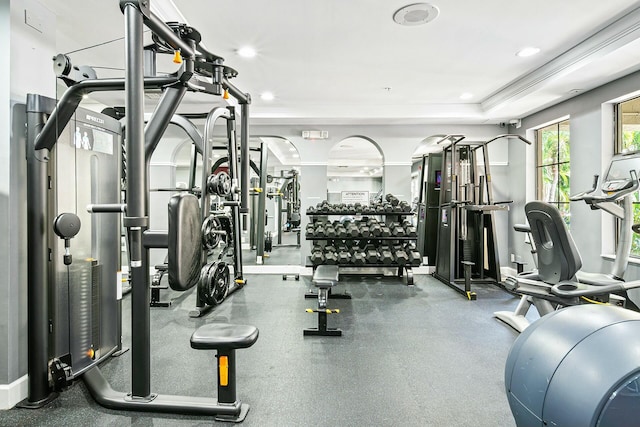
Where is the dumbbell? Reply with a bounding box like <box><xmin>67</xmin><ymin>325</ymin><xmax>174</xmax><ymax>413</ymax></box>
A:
<box><xmin>310</xmin><ymin>249</ymin><xmax>325</xmax><ymax>265</ymax></box>
<box><xmin>370</xmin><ymin>223</ymin><xmax>382</xmax><ymax>237</ymax></box>
<box><xmin>407</xmin><ymin>250</ymin><xmax>421</xmax><ymax>266</ymax></box>
<box><xmin>360</xmin><ymin>225</ymin><xmax>370</xmax><ymax>237</ymax></box>
<box><xmin>337</xmin><ymin>250</ymin><xmax>352</xmax><ymax>264</ymax></box>
<box><xmin>380</xmin><ymin>249</ymin><xmax>394</xmax><ymax>264</ymax></box>
<box><xmin>325</xmin><ymin>225</ymin><xmax>336</xmax><ymax>238</ymax></box>
<box><xmin>307</xmin><ymin>206</ymin><xmax>316</xmax><ymax>214</ymax></box>
<box><xmin>336</xmin><ymin>225</ymin><xmax>347</xmax><ymax>238</ymax></box>
<box><xmin>380</xmin><ymin>226</ymin><xmax>391</xmax><ymax>237</ymax></box>
<box><xmin>365</xmin><ymin>248</ymin><xmax>379</xmax><ymax>264</ymax></box>
<box><xmin>324</xmin><ymin>245</ymin><xmax>336</xmax><ymax>254</ymax></box>
<box><xmin>336</xmin><ymin>244</ymin><xmax>348</xmax><ymax>253</ymax></box>
<box><xmin>405</xmin><ymin>226</ymin><xmax>417</xmax><ymax>237</ymax></box>
<box><xmin>352</xmin><ymin>250</ymin><xmax>367</xmax><ymax>265</ymax></box>
<box><xmin>315</xmin><ymin>224</ymin><xmax>326</xmax><ymax>237</ymax></box>
<box><xmin>385</xmin><ymin>194</ymin><xmax>400</xmax><ymax>206</ymax></box>
<box><xmin>393</xmin><ymin>204</ymin><xmax>403</xmax><ymax>213</ymax></box>
<box><xmin>347</xmin><ymin>224</ymin><xmax>359</xmax><ymax>237</ymax></box>
<box><xmin>400</xmin><ymin>201</ymin><xmax>411</xmax><ymax>212</ymax></box>
<box><xmin>305</xmin><ymin>225</ymin><xmax>315</xmax><ymax>238</ymax></box>
<box><xmin>376</xmin><ymin>204</ymin><xmax>386</xmax><ymax>213</ymax></box>
<box><xmin>392</xmin><ymin>225</ymin><xmax>406</xmax><ymax>237</ymax></box>
<box><xmin>324</xmin><ymin>251</ymin><xmax>339</xmax><ymax>265</ymax></box>
<box><xmin>394</xmin><ymin>250</ymin><xmax>409</xmax><ymax>265</ymax></box>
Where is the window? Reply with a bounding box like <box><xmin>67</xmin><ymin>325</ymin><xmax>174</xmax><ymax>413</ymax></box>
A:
<box><xmin>615</xmin><ymin>96</ymin><xmax>640</xmax><ymax>256</ymax></box>
<box><xmin>536</xmin><ymin>120</ymin><xmax>571</xmax><ymax>224</ymax></box>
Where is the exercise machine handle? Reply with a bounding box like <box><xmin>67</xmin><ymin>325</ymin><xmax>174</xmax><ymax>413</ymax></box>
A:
<box><xmin>570</xmin><ymin>174</ymin><xmax>599</xmax><ymax>201</ymax></box>
<box><xmin>551</xmin><ymin>278</ymin><xmax>640</xmax><ymax>298</ymax></box>
<box><xmin>87</xmin><ymin>204</ymin><xmax>126</xmax><ymax>213</ymax></box>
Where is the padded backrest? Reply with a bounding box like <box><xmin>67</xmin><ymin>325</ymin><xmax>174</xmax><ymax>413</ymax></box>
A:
<box><xmin>525</xmin><ymin>201</ymin><xmax>582</xmax><ymax>284</ymax></box>
<box><xmin>168</xmin><ymin>193</ymin><xmax>202</xmax><ymax>291</ymax></box>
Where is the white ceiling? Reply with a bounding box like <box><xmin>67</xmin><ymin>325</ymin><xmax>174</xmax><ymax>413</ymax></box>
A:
<box><xmin>41</xmin><ymin>0</ymin><xmax>640</xmax><ymax>127</ymax></box>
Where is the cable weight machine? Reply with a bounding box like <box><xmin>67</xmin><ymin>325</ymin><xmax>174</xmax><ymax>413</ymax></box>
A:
<box><xmin>433</xmin><ymin>134</ymin><xmax>532</xmax><ymax>299</ymax></box>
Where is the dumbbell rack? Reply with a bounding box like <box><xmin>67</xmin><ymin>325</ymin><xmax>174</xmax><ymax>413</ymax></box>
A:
<box><xmin>305</xmin><ymin>211</ymin><xmax>418</xmax><ymax>286</ymax></box>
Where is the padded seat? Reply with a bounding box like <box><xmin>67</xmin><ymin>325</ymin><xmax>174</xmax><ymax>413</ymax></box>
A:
<box><xmin>191</xmin><ymin>323</ymin><xmax>259</xmax><ymax>350</ymax></box>
<box><xmin>313</xmin><ymin>265</ymin><xmax>339</xmax><ymax>288</ymax></box>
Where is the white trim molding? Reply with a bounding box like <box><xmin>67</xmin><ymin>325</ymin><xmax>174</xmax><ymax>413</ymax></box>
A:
<box><xmin>0</xmin><ymin>375</ymin><xmax>28</xmax><ymax>410</ymax></box>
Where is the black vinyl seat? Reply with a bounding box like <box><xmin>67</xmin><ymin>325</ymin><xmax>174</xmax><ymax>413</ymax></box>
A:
<box><xmin>312</xmin><ymin>265</ymin><xmax>339</xmax><ymax>289</ymax></box>
<box><xmin>190</xmin><ymin>323</ymin><xmax>259</xmax><ymax>350</ymax></box>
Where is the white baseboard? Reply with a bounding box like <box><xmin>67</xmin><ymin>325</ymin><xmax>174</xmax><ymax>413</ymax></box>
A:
<box><xmin>0</xmin><ymin>375</ymin><xmax>28</xmax><ymax>410</ymax></box>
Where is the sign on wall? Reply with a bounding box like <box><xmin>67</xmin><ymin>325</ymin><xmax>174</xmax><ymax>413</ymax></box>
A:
<box><xmin>341</xmin><ymin>191</ymin><xmax>369</xmax><ymax>205</ymax></box>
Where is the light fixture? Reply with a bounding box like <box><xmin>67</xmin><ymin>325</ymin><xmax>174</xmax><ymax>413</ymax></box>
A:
<box><xmin>260</xmin><ymin>92</ymin><xmax>274</xmax><ymax>101</ymax></box>
<box><xmin>82</xmin><ymin>94</ymin><xmax>89</xmax><ymax>99</ymax></box>
<box><xmin>292</xmin><ymin>154</ymin><xmax>299</xmax><ymax>158</ymax></box>
<box><xmin>459</xmin><ymin>92</ymin><xmax>473</xmax><ymax>100</ymax></box>
<box><xmin>393</xmin><ymin>3</ymin><xmax>439</xmax><ymax>26</ymax></box>
<box><xmin>289</xmin><ymin>147</ymin><xmax>296</xmax><ymax>152</ymax></box>
<box><xmin>237</xmin><ymin>46</ymin><xmax>256</xmax><ymax>58</ymax></box>
<box><xmin>516</xmin><ymin>47</ymin><xmax>540</xmax><ymax>57</ymax></box>
<box><xmin>364</xmin><ymin>167</ymin><xmax>369</xmax><ymax>171</ymax></box>
<box><xmin>213</xmin><ymin>154</ymin><xmax>221</xmax><ymax>158</ymax></box>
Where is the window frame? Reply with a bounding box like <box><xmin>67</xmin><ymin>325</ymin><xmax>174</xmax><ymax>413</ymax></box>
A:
<box><xmin>614</xmin><ymin>96</ymin><xmax>640</xmax><ymax>258</ymax></box>
<box><xmin>535</xmin><ymin>119</ymin><xmax>571</xmax><ymax>224</ymax></box>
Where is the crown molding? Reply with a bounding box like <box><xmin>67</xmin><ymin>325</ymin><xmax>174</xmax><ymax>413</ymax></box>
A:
<box><xmin>482</xmin><ymin>6</ymin><xmax>640</xmax><ymax>113</ymax></box>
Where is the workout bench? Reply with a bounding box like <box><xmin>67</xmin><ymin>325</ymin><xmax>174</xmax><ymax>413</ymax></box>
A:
<box><xmin>304</xmin><ymin>265</ymin><xmax>344</xmax><ymax>336</ymax></box>
<box><xmin>190</xmin><ymin>323</ymin><xmax>259</xmax><ymax>422</ymax></box>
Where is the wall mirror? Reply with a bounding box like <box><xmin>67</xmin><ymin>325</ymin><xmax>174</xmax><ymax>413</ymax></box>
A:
<box><xmin>327</xmin><ymin>136</ymin><xmax>384</xmax><ymax>204</ymax></box>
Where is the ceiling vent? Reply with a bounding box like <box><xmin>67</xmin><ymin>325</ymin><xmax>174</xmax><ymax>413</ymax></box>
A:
<box><xmin>393</xmin><ymin>3</ymin><xmax>439</xmax><ymax>26</ymax></box>
<box><xmin>302</xmin><ymin>130</ymin><xmax>329</xmax><ymax>140</ymax></box>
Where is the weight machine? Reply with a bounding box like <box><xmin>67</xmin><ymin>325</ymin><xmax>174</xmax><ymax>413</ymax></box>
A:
<box><xmin>433</xmin><ymin>134</ymin><xmax>531</xmax><ymax>299</ymax></box>
<box><xmin>21</xmin><ymin>1</ymin><xmax>257</xmax><ymax>419</ymax></box>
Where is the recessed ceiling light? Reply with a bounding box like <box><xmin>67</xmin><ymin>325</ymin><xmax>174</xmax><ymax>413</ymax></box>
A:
<box><xmin>459</xmin><ymin>92</ymin><xmax>473</xmax><ymax>100</ymax></box>
<box><xmin>393</xmin><ymin>3</ymin><xmax>439</xmax><ymax>26</ymax></box>
<box><xmin>260</xmin><ymin>92</ymin><xmax>274</xmax><ymax>101</ymax></box>
<box><xmin>237</xmin><ymin>46</ymin><xmax>256</xmax><ymax>58</ymax></box>
<box><xmin>516</xmin><ymin>47</ymin><xmax>540</xmax><ymax>57</ymax></box>
<box><xmin>292</xmin><ymin>154</ymin><xmax>299</xmax><ymax>158</ymax></box>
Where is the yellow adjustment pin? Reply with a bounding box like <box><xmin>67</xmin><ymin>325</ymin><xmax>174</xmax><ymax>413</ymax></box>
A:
<box><xmin>235</xmin><ymin>279</ymin><xmax>245</xmax><ymax>284</ymax></box>
<box><xmin>219</xmin><ymin>355</ymin><xmax>229</xmax><ymax>386</ymax></box>
<box><xmin>223</xmin><ymin>89</ymin><xmax>229</xmax><ymax>100</ymax></box>
<box><xmin>305</xmin><ymin>309</ymin><xmax>313</xmax><ymax>313</ymax></box>
<box><xmin>173</xmin><ymin>50</ymin><xmax>182</xmax><ymax>64</ymax></box>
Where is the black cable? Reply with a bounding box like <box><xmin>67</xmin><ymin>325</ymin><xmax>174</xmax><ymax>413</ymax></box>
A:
<box><xmin>64</xmin><ymin>30</ymin><xmax>151</xmax><ymax>55</ymax></box>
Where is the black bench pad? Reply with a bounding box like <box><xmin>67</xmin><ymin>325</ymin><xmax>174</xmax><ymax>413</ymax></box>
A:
<box><xmin>190</xmin><ymin>323</ymin><xmax>259</xmax><ymax>350</ymax></box>
<box><xmin>313</xmin><ymin>265</ymin><xmax>339</xmax><ymax>288</ymax></box>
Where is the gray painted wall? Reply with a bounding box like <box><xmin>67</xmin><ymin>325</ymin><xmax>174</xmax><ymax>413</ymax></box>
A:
<box><xmin>509</xmin><ymin>69</ymin><xmax>640</xmax><ymax>293</ymax></box>
<box><xmin>2</xmin><ymin>0</ymin><xmax>56</xmax><ymax>389</ymax></box>
<box><xmin>0</xmin><ymin>0</ymin><xmax>11</xmax><ymax>386</ymax></box>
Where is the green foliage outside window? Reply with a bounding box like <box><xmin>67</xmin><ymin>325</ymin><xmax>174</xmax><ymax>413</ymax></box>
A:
<box><xmin>619</xmin><ymin>98</ymin><xmax>640</xmax><ymax>255</ymax></box>
<box><xmin>537</xmin><ymin>120</ymin><xmax>570</xmax><ymax>225</ymax></box>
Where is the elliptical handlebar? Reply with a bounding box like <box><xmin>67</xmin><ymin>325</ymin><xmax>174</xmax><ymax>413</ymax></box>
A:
<box><xmin>570</xmin><ymin>174</ymin><xmax>599</xmax><ymax>202</ymax></box>
<box><xmin>571</xmin><ymin>170</ymin><xmax>639</xmax><ymax>207</ymax></box>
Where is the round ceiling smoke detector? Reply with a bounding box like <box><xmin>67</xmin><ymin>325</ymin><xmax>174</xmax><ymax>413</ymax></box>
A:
<box><xmin>393</xmin><ymin>3</ymin><xmax>439</xmax><ymax>26</ymax></box>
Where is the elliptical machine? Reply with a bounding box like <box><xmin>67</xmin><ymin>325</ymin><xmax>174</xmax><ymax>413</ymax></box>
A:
<box><xmin>494</xmin><ymin>151</ymin><xmax>640</xmax><ymax>332</ymax></box>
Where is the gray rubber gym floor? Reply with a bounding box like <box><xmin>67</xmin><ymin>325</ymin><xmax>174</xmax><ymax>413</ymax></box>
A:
<box><xmin>3</xmin><ymin>273</ymin><xmax>523</xmax><ymax>426</ymax></box>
